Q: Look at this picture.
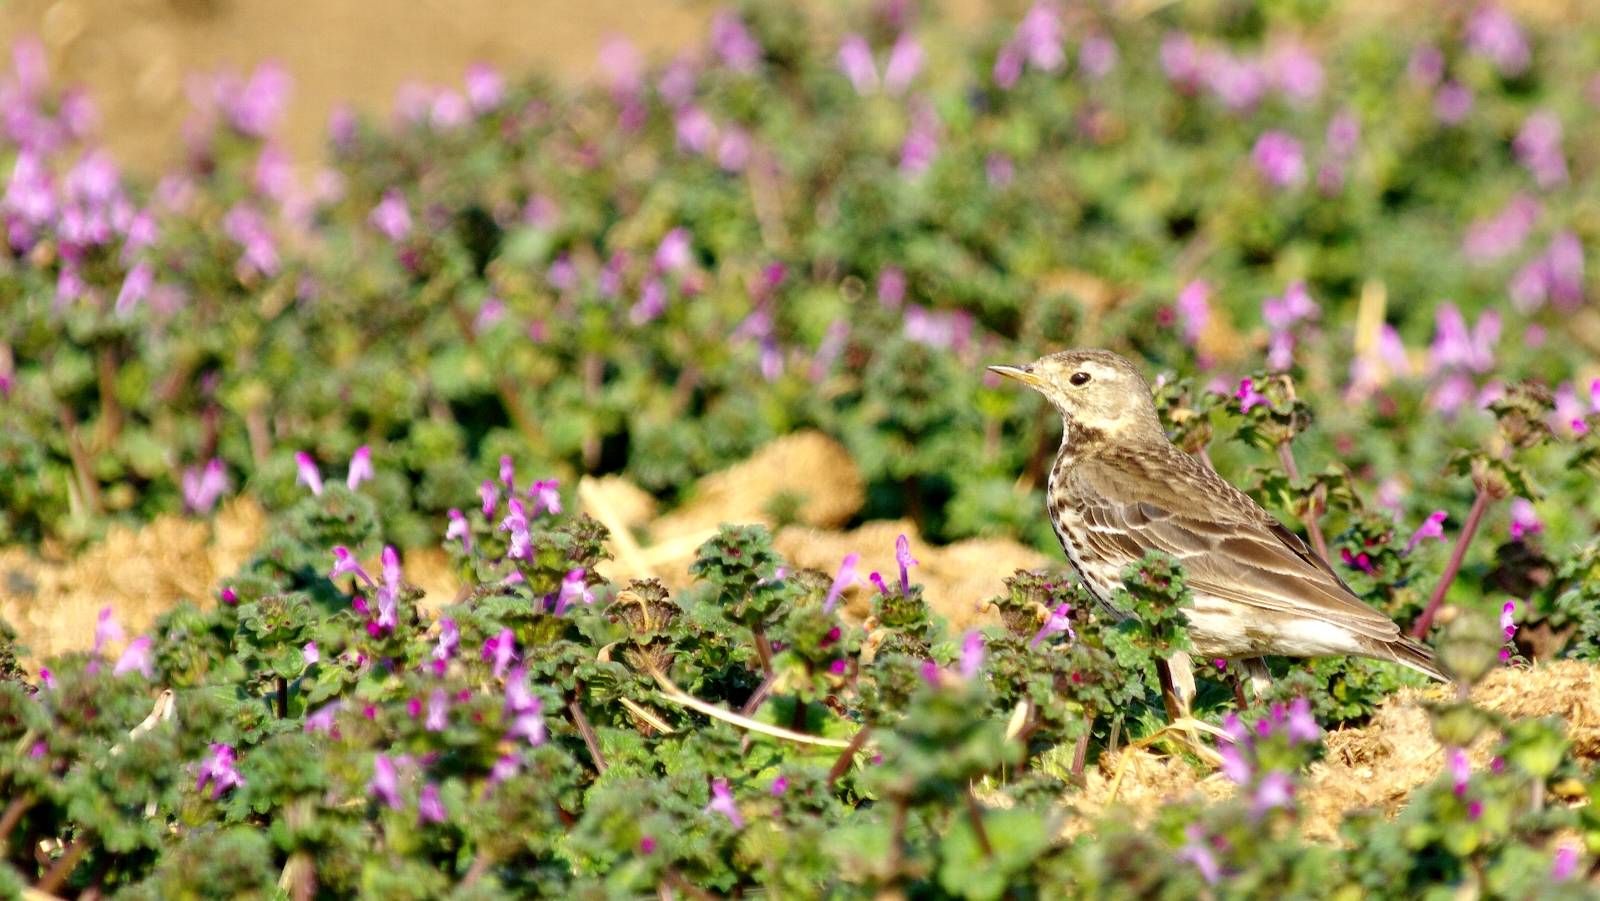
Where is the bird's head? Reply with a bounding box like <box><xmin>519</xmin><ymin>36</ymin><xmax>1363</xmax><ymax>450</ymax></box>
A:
<box><xmin>988</xmin><ymin>349</ymin><xmax>1163</xmax><ymax>442</ymax></box>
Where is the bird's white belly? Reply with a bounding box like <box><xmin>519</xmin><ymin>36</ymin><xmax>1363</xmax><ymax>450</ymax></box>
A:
<box><xmin>1183</xmin><ymin>596</ymin><xmax>1365</xmax><ymax>660</ymax></box>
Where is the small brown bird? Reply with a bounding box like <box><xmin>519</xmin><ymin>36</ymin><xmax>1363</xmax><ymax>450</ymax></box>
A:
<box><xmin>990</xmin><ymin>349</ymin><xmax>1445</xmax><ymax>712</ymax></box>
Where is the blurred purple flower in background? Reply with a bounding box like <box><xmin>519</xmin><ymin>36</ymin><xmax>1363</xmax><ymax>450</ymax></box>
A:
<box><xmin>878</xmin><ymin>266</ymin><xmax>906</xmax><ymax>309</ymax></box>
<box><xmin>705</xmin><ymin>778</ymin><xmax>745</xmax><ymax>828</ymax></box>
<box><xmin>1251</xmin><ymin>131</ymin><xmax>1304</xmax><ymax>188</ymax></box>
<box><xmin>995</xmin><ymin>2</ymin><xmax>1064</xmax><ymax>88</ymax></box>
<box><xmin>1406</xmin><ymin>511</ymin><xmax>1448</xmax><ymax>553</ymax></box>
<box><xmin>418</xmin><ymin>783</ymin><xmax>447</xmax><ymax>824</ymax></box>
<box><xmin>823</xmin><ymin>553</ymin><xmax>859</xmax><ymax>612</ymax></box>
<box><xmin>1235</xmin><ymin>378</ymin><xmax>1270</xmax><ymax>412</ymax></box>
<box><xmin>1160</xmin><ymin>33</ymin><xmax>1201</xmax><ymax>90</ymax></box>
<box><xmin>1434</xmin><ymin>81</ymin><xmax>1473</xmax><ymax>124</ymax></box>
<box><xmin>710</xmin><ymin>11</ymin><xmax>761</xmax><ymax>73</ymax></box>
<box><xmin>1463</xmin><ymin>194</ymin><xmax>1538</xmax><ymax>263</ymax></box>
<box><xmin>1513</xmin><ymin>111</ymin><xmax>1567</xmax><ymax>188</ymax></box>
<box><xmin>1427</xmin><ymin>304</ymin><xmax>1499</xmax><ymax>373</ymax></box>
<box><xmin>369</xmin><ymin>189</ymin><xmax>412</xmax><ymax>241</ymax></box>
<box><xmin>1175</xmin><ymin>279</ymin><xmax>1211</xmax><ymax>348</ymax></box>
<box><xmin>1079</xmin><ymin>33</ymin><xmax>1118</xmax><ymax>80</ymax></box>
<box><xmin>1465</xmin><ymin>4</ymin><xmax>1530</xmax><ymax>76</ymax></box>
<box><xmin>221</xmin><ymin>203</ymin><xmax>278</xmax><ymax>276</ymax></box>
<box><xmin>113</xmin><ymin>636</ymin><xmax>153</xmax><ymax>678</ymax></box>
<box><xmin>330</xmin><ymin>546</ymin><xmax>375</xmax><ymax>587</ymax></box>
<box><xmin>446</xmin><ymin>509</ymin><xmax>471</xmax><ymax>551</ymax></box>
<box><xmin>555</xmin><ymin>568</ymin><xmax>594</xmax><ymax>614</ymax></box>
<box><xmin>1509</xmin><ymin>498</ymin><xmax>1541</xmax><ymax>540</ymax></box>
<box><xmin>1267</xmin><ymin>41</ymin><xmax>1323</xmax><ymax>104</ymax></box>
<box><xmin>896</xmin><ymin>533</ymin><xmax>919</xmax><ymax>593</ymax></box>
<box><xmin>838</xmin><ymin>34</ymin><xmax>878</xmax><ymax>94</ymax></box>
<box><xmin>1177</xmin><ymin>826</ymin><xmax>1222</xmax><ymax>884</ymax></box>
<box><xmin>655</xmin><ymin>227</ymin><xmax>693</xmax><ymax>273</ymax></box>
<box><xmin>883</xmin><ymin>34</ymin><xmax>924</xmax><ymax>94</ymax></box>
<box><xmin>504</xmin><ymin>666</ymin><xmax>546</xmax><ymax>745</ymax></box>
<box><xmin>1029</xmin><ymin>602</ymin><xmax>1075</xmax><ymax>648</ymax></box>
<box><xmin>368</xmin><ymin>755</ymin><xmax>402</xmax><ymax>809</ymax></box>
<box><xmin>346</xmin><ymin>446</ymin><xmax>374</xmax><ymax>490</ymax></box>
<box><xmin>899</xmin><ymin>99</ymin><xmax>939</xmax><ymax>175</ymax></box>
<box><xmin>294</xmin><ymin>452</ymin><xmax>323</xmax><ymax>495</ymax></box>
<box><xmin>464</xmin><ymin>63</ymin><xmax>503</xmax><ymax>112</ymax></box>
<box><xmin>483</xmin><ymin>628</ymin><xmax>516</xmax><ymax>679</ymax></box>
<box><xmin>959</xmin><ymin>630</ymin><xmax>985</xmax><ymax>678</ymax></box>
<box><xmin>302</xmin><ymin>641</ymin><xmax>319</xmax><ymax>666</ymax></box>
<box><xmin>181</xmin><ymin>458</ymin><xmax>230</xmax><ymax>514</ymax></box>
<box><xmin>1407</xmin><ymin>45</ymin><xmax>1444</xmax><ymax>86</ymax></box>
<box><xmin>630</xmin><ymin>278</ymin><xmax>668</xmax><ymax>325</ymax></box>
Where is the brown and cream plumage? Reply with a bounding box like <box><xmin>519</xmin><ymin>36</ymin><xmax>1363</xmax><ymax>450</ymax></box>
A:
<box><xmin>991</xmin><ymin>349</ymin><xmax>1446</xmax><ymax>701</ymax></box>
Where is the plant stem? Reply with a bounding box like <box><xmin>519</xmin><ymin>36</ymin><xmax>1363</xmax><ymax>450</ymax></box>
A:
<box><xmin>963</xmin><ymin>788</ymin><xmax>994</xmax><ymax>859</ymax></box>
<box><xmin>1276</xmin><ymin>441</ymin><xmax>1327</xmax><ymax>561</ymax></box>
<box><xmin>1412</xmin><ymin>488</ymin><xmax>1493</xmax><ymax>638</ymax></box>
<box><xmin>0</xmin><ymin>792</ymin><xmax>33</xmax><ymax>842</ymax></box>
<box><xmin>95</xmin><ymin>344</ymin><xmax>123</xmax><ymax>449</ymax></box>
<box><xmin>34</xmin><ymin>837</ymin><xmax>91</xmax><ymax>895</ymax></box>
<box><xmin>566</xmin><ymin>697</ymin><xmax>607</xmax><ymax>774</ymax></box>
<box><xmin>789</xmin><ymin>698</ymin><xmax>808</xmax><ymax>735</ymax></box>
<box><xmin>1069</xmin><ymin>729</ymin><xmax>1091</xmax><ymax>784</ymax></box>
<box><xmin>738</xmin><ymin>670</ymin><xmax>779</xmax><ymax>718</ymax></box>
<box><xmin>276</xmin><ymin>677</ymin><xmax>289</xmax><ymax>719</ymax></box>
<box><xmin>58</xmin><ymin>406</ymin><xmax>103</xmax><ymax>518</ymax></box>
<box><xmin>750</xmin><ymin>626</ymin><xmax>774</xmax><ymax>676</ymax></box>
<box><xmin>827</xmin><ymin>727</ymin><xmax>872</xmax><ymax>787</ymax></box>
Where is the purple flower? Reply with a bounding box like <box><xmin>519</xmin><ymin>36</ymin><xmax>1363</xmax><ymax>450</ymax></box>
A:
<box><xmin>445</xmin><ymin>509</ymin><xmax>471</xmax><ymax>552</ymax></box>
<box><xmin>197</xmin><ymin>743</ymin><xmax>245</xmax><ymax>799</ymax></box>
<box><xmin>1218</xmin><ymin>739</ymin><xmax>1253</xmax><ymax>785</ymax></box>
<box><xmin>529</xmin><ymin>478</ymin><xmax>562</xmax><ymax>515</ymax></box>
<box><xmin>985</xmin><ymin>153</ymin><xmax>1014</xmax><ymax>188</ymax></box>
<box><xmin>899</xmin><ymin>100</ymin><xmax>939</xmax><ymax>175</ymax></box>
<box><xmin>869</xmin><ymin>572</ymin><xmax>890</xmax><ymax>595</ymax></box>
<box><xmin>823</xmin><ymin>553</ymin><xmax>860</xmax><ymax>613</ymax></box>
<box><xmin>94</xmin><ymin>606</ymin><xmax>124</xmax><ymax>656</ymax></box>
<box><xmin>1177</xmin><ymin>825</ymin><xmax>1221</xmax><ymax>885</ymax></box>
<box><xmin>630</xmin><ymin>278</ymin><xmax>668</xmax><ymax>325</ymax></box>
<box><xmin>1235</xmin><ymin>378</ymin><xmax>1270</xmax><ymax>413</ymax></box>
<box><xmin>838</xmin><ymin>34</ymin><xmax>878</xmax><ymax>94</ymax></box>
<box><xmin>1408</xmin><ymin>45</ymin><xmax>1444</xmax><ymax>86</ymax></box>
<box><xmin>710</xmin><ymin>12</ymin><xmax>761</xmax><ymax>74</ymax></box>
<box><xmin>369</xmin><ymin>189</ymin><xmax>412</xmax><ymax>241</ymax></box>
<box><xmin>294</xmin><ymin>452</ymin><xmax>323</xmax><ymax>495</ymax></box>
<box><xmin>654</xmin><ymin>227</ymin><xmax>693</xmax><ymax>274</ymax></box>
<box><xmin>221</xmin><ymin>203</ymin><xmax>278</xmax><ymax>276</ymax></box>
<box><xmin>1434</xmin><ymin>81</ymin><xmax>1473</xmax><ymax>124</ymax></box>
<box><xmin>1446</xmin><ymin>746</ymin><xmax>1471</xmax><ymax>795</ymax></box>
<box><xmin>479</xmin><ymin>479</ymin><xmax>499</xmax><ymax>517</ymax></box>
<box><xmin>1160</xmin><ymin>33</ymin><xmax>1202</xmax><ymax>89</ymax></box>
<box><xmin>895</xmin><ymin>534</ymin><xmax>919</xmax><ymax>593</ymax></box>
<box><xmin>417</xmin><ymin>782</ymin><xmax>447</xmax><ymax>825</ymax></box>
<box><xmin>227</xmin><ymin>62</ymin><xmax>292</xmax><ymax>137</ymax></box>
<box><xmin>1406</xmin><ymin>511</ymin><xmax>1448</xmax><ymax>553</ymax></box>
<box><xmin>883</xmin><ymin>34</ymin><xmax>923</xmax><ymax>95</ymax></box>
<box><xmin>1463</xmin><ymin>194</ymin><xmax>1539</xmax><ymax>263</ymax></box>
<box><xmin>483</xmin><ymin>628</ymin><xmax>516</xmax><ymax>678</ymax></box>
<box><xmin>115</xmin><ymin>262</ymin><xmax>153</xmax><ymax>316</ymax></box>
<box><xmin>878</xmin><ymin>267</ymin><xmax>906</xmax><ymax>308</ymax></box>
<box><xmin>1340</xmin><ymin>548</ymin><xmax>1376</xmax><ymax>575</ymax></box>
<box><xmin>704</xmin><ymin>778</ymin><xmax>744</xmax><ymax>828</ymax></box>
<box><xmin>1251</xmin><ymin>131</ymin><xmax>1305</xmax><ymax>188</ymax></box>
<box><xmin>1508</xmin><ymin>498</ymin><xmax>1541</xmax><ymax>540</ymax></box>
<box><xmin>374</xmin><ymin>546</ymin><xmax>401</xmax><ymax>633</ymax></box>
<box><xmin>504</xmin><ymin>667</ymin><xmax>546</xmax><ymax>746</ymax></box>
<box><xmin>369</xmin><ymin>754</ymin><xmax>402</xmax><ymax>809</ymax></box>
<box><xmin>1285</xmin><ymin>697</ymin><xmax>1320</xmax><ymax>745</ymax></box>
<box><xmin>1552</xmin><ymin>845</ymin><xmax>1580</xmax><ymax>881</ymax></box>
<box><xmin>1267</xmin><ymin>41</ymin><xmax>1323</xmax><ymax>104</ymax></box>
<box><xmin>434</xmin><ymin>617</ymin><xmax>459</xmax><ymax>662</ymax></box>
<box><xmin>1428</xmin><ymin>304</ymin><xmax>1498</xmax><ymax>373</ymax></box>
<box><xmin>675</xmin><ymin>105</ymin><xmax>715</xmax><ymax>154</ymax></box>
<box><xmin>346</xmin><ymin>445</ymin><xmax>374</xmax><ymax>490</ymax></box>
<box><xmin>1202</xmin><ymin>50</ymin><xmax>1268</xmax><ymax>112</ymax></box>
<box><xmin>1029</xmin><ymin>603</ymin><xmax>1075</xmax><ymax>649</ymax></box>
<box><xmin>113</xmin><ymin>636</ymin><xmax>153</xmax><ymax>678</ymax></box>
<box><xmin>330</xmin><ymin>546</ymin><xmax>375</xmax><ymax>587</ymax></box>
<box><xmin>498</xmin><ymin>455</ymin><xmax>516</xmax><ymax>491</ymax></box>
<box><xmin>181</xmin><ymin>458</ymin><xmax>230</xmax><ymax>514</ymax></box>
<box><xmin>464</xmin><ymin>63</ymin><xmax>504</xmax><ymax>112</ymax></box>
<box><xmin>1175</xmin><ymin>280</ymin><xmax>1211</xmax><ymax>346</ymax></box>
<box><xmin>1079</xmin><ymin>33</ymin><xmax>1118</xmax><ymax>79</ymax></box>
<box><xmin>958</xmin><ymin>630</ymin><xmax>985</xmax><ymax>678</ymax></box>
<box><xmin>1013</xmin><ymin>2</ymin><xmax>1065</xmax><ymax>73</ymax></box>
<box><xmin>488</xmin><ymin>754</ymin><xmax>521</xmax><ymax>785</ymax></box>
<box><xmin>717</xmin><ymin>128</ymin><xmax>751</xmax><ymax>172</ymax></box>
<box><xmin>1513</xmin><ymin>111</ymin><xmax>1567</xmax><ymax>188</ymax></box>
<box><xmin>1465</xmin><ymin>4</ymin><xmax>1530</xmax><ymax>76</ymax></box>
<box><xmin>500</xmin><ymin>499</ymin><xmax>532</xmax><ymax>559</ymax></box>
<box><xmin>1251</xmin><ymin>770</ymin><xmax>1295</xmax><ymax>816</ymax></box>
<box><xmin>599</xmin><ymin>37</ymin><xmax>645</xmax><ymax>95</ymax></box>
<box><xmin>425</xmin><ymin>688</ymin><xmax>449</xmax><ymax>732</ymax></box>
<box><xmin>302</xmin><ymin>641</ymin><xmax>319</xmax><ymax>666</ymax></box>
<box><xmin>770</xmin><ymin>776</ymin><xmax>789</xmax><ymax>796</ymax></box>
<box><xmin>809</xmin><ymin>319</ymin><xmax>849</xmax><ymax>382</ymax></box>
<box><xmin>305</xmin><ymin>701</ymin><xmax>340</xmax><ymax>734</ymax></box>
<box><xmin>1501</xmin><ymin>600</ymin><xmax>1518</xmax><ymax>642</ymax></box>
<box><xmin>555</xmin><ymin>568</ymin><xmax>595</xmax><ymax>614</ymax></box>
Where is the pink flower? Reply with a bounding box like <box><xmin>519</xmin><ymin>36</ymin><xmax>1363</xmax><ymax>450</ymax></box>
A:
<box><xmin>958</xmin><ymin>630</ymin><xmax>985</xmax><ymax>678</ymax></box>
<box><xmin>425</xmin><ymin>688</ymin><xmax>449</xmax><ymax>732</ymax></box>
<box><xmin>330</xmin><ymin>546</ymin><xmax>375</xmax><ymax>587</ymax></box>
<box><xmin>1501</xmin><ymin>600</ymin><xmax>1518</xmax><ymax>642</ymax></box>
<box><xmin>899</xmin><ymin>100</ymin><xmax>939</xmax><ymax>176</ymax></box>
<box><xmin>555</xmin><ymin>568</ymin><xmax>594</xmax><ymax>614</ymax></box>
<box><xmin>1285</xmin><ymin>697</ymin><xmax>1321</xmax><ymax>744</ymax></box>
<box><xmin>483</xmin><ymin>628</ymin><xmax>516</xmax><ymax>678</ymax></box>
<box><xmin>895</xmin><ymin>534</ymin><xmax>919</xmax><ymax>593</ymax></box>
<box><xmin>1160</xmin><ymin>33</ymin><xmax>1202</xmax><ymax>89</ymax></box>
<box><xmin>675</xmin><ymin>105</ymin><xmax>715</xmax><ymax>154</ymax></box>
<box><xmin>1508</xmin><ymin>498</ymin><xmax>1541</xmax><ymax>540</ymax></box>
<box><xmin>1552</xmin><ymin>845</ymin><xmax>1580</xmax><ymax>881</ymax></box>
<box><xmin>369</xmin><ymin>189</ymin><xmax>412</xmax><ymax>241</ymax></box>
<box><xmin>629</xmin><ymin>279</ymin><xmax>668</xmax><ymax>325</ymax></box>
<box><xmin>823</xmin><ymin>553</ymin><xmax>860</xmax><ymax>613</ymax></box>
<box><xmin>498</xmin><ymin>455</ymin><xmax>516</xmax><ymax>490</ymax></box>
<box><xmin>878</xmin><ymin>267</ymin><xmax>907</xmax><ymax>308</ymax></box>
<box><xmin>301</xmin><ymin>641</ymin><xmax>319</xmax><ymax>666</ymax></box>
<box><xmin>1463</xmin><ymin>194</ymin><xmax>1539</xmax><ymax>263</ymax></box>
<box><xmin>1267</xmin><ymin>41</ymin><xmax>1323</xmax><ymax>104</ymax></box>
<box><xmin>113</xmin><ymin>636</ymin><xmax>153</xmax><ymax>678</ymax></box>
<box><xmin>504</xmin><ymin>667</ymin><xmax>546</xmax><ymax>746</ymax></box>
<box><xmin>1427</xmin><ymin>304</ymin><xmax>1498</xmax><ymax>373</ymax></box>
<box><xmin>770</xmin><ymin>776</ymin><xmax>789</xmax><ymax>796</ymax></box>
<box><xmin>838</xmin><ymin>34</ymin><xmax>878</xmax><ymax>94</ymax></box>
<box><xmin>1029</xmin><ymin>602</ymin><xmax>1075</xmax><ymax>649</ymax></box>
<box><xmin>1513</xmin><ymin>111</ymin><xmax>1567</xmax><ymax>188</ymax></box>
<box><xmin>1406</xmin><ymin>511</ymin><xmax>1448</xmax><ymax>553</ymax></box>
<box><xmin>94</xmin><ymin>606</ymin><xmax>124</xmax><ymax>656</ymax></box>
<box><xmin>369</xmin><ymin>754</ymin><xmax>402</xmax><ymax>809</ymax></box>
<box><xmin>704</xmin><ymin>778</ymin><xmax>744</xmax><ymax>828</ymax></box>
<box><xmin>181</xmin><ymin>458</ymin><xmax>231</xmax><ymax>514</ymax></box>
<box><xmin>1446</xmin><ymin>746</ymin><xmax>1471</xmax><ymax>795</ymax></box>
<box><xmin>1175</xmin><ymin>280</ymin><xmax>1211</xmax><ymax>346</ymax></box>
<box><xmin>1079</xmin><ymin>34</ymin><xmax>1118</xmax><ymax>79</ymax></box>
<box><xmin>1177</xmin><ymin>826</ymin><xmax>1221</xmax><ymax>884</ymax></box>
<box><xmin>464</xmin><ymin>63</ymin><xmax>504</xmax><ymax>112</ymax></box>
<box><xmin>654</xmin><ymin>227</ymin><xmax>692</xmax><ymax>273</ymax></box>
<box><xmin>529</xmin><ymin>479</ymin><xmax>562</xmax><ymax>515</ymax></box>
<box><xmin>716</xmin><ymin>128</ymin><xmax>751</xmax><ymax>172</ymax></box>
<box><xmin>433</xmin><ymin>617</ymin><xmax>459</xmax><ymax>662</ymax></box>
<box><xmin>1218</xmin><ymin>739</ymin><xmax>1253</xmax><ymax>785</ymax></box>
<box><xmin>1251</xmin><ymin>131</ymin><xmax>1305</xmax><ymax>188</ymax></box>
<box><xmin>294</xmin><ymin>452</ymin><xmax>323</xmax><ymax>495</ymax></box>
<box><xmin>1235</xmin><ymin>378</ymin><xmax>1270</xmax><ymax>413</ymax></box>
<box><xmin>418</xmin><ymin>782</ymin><xmax>447</xmax><ymax>824</ymax></box>
<box><xmin>1407</xmin><ymin>45</ymin><xmax>1444</xmax><ymax>87</ymax></box>
<box><xmin>227</xmin><ymin>62</ymin><xmax>292</xmax><ymax>137</ymax></box>
<box><xmin>500</xmin><ymin>498</ymin><xmax>531</xmax><ymax>559</ymax></box>
<box><xmin>346</xmin><ymin>445</ymin><xmax>374</xmax><ymax>490</ymax></box>
<box><xmin>1434</xmin><ymin>81</ymin><xmax>1473</xmax><ymax>124</ymax></box>
<box><xmin>115</xmin><ymin>262</ymin><xmax>153</xmax><ymax>316</ymax></box>
<box><xmin>1465</xmin><ymin>4</ymin><xmax>1530</xmax><ymax>76</ymax></box>
<box><xmin>883</xmin><ymin>34</ymin><xmax>923</xmax><ymax>95</ymax></box>
<box><xmin>197</xmin><ymin>743</ymin><xmax>245</xmax><ymax>799</ymax></box>
<box><xmin>305</xmin><ymin>701</ymin><xmax>340</xmax><ymax>734</ymax></box>
<box><xmin>710</xmin><ymin>12</ymin><xmax>761</xmax><ymax>73</ymax></box>
<box><xmin>445</xmin><ymin>509</ymin><xmax>471</xmax><ymax>551</ymax></box>
<box><xmin>479</xmin><ymin>480</ymin><xmax>499</xmax><ymax>517</ymax></box>
<box><xmin>1251</xmin><ymin>771</ymin><xmax>1295</xmax><ymax>816</ymax></box>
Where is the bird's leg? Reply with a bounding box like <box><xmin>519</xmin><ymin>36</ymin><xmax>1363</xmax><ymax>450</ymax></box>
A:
<box><xmin>1156</xmin><ymin>651</ymin><xmax>1197</xmax><ymax>722</ymax></box>
<box><xmin>1243</xmin><ymin>658</ymin><xmax>1272</xmax><ymax>705</ymax></box>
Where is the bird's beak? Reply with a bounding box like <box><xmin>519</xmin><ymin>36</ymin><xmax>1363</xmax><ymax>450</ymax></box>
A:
<box><xmin>988</xmin><ymin>364</ymin><xmax>1042</xmax><ymax>388</ymax></box>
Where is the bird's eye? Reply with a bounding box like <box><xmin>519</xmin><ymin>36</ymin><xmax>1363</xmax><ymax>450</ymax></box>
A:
<box><xmin>1069</xmin><ymin>371</ymin><xmax>1092</xmax><ymax>386</ymax></box>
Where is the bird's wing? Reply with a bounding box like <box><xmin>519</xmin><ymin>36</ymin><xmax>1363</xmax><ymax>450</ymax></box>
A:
<box><xmin>1066</xmin><ymin>454</ymin><xmax>1404</xmax><ymax>642</ymax></box>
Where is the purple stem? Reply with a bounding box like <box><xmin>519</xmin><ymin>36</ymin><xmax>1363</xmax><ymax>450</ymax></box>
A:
<box><xmin>1412</xmin><ymin>488</ymin><xmax>1493</xmax><ymax>638</ymax></box>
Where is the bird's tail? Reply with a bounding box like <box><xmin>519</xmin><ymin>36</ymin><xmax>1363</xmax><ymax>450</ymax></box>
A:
<box><xmin>1374</xmin><ymin>636</ymin><xmax>1450</xmax><ymax>683</ymax></box>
